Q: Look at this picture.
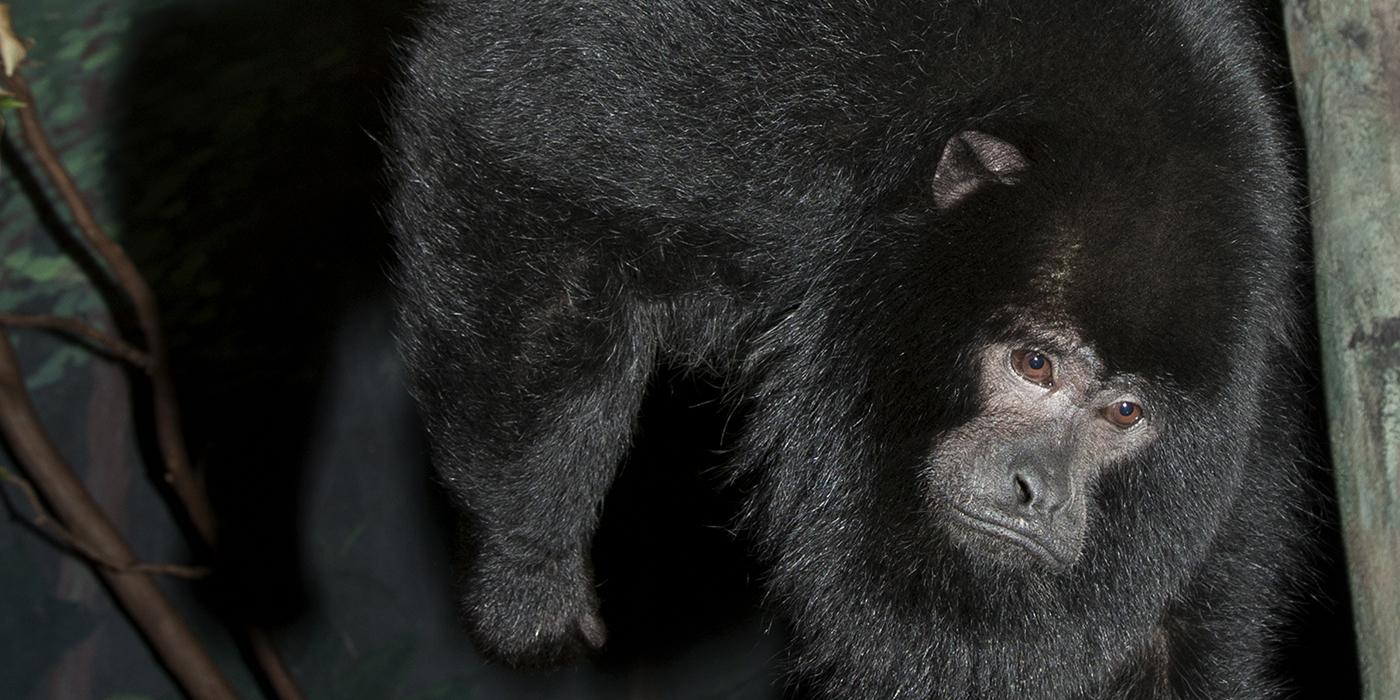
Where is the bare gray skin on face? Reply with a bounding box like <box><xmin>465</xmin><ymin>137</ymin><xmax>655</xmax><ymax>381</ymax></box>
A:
<box><xmin>925</xmin><ymin>332</ymin><xmax>1158</xmax><ymax>570</ymax></box>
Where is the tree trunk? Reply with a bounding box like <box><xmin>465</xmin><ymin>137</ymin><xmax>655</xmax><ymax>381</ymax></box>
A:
<box><xmin>1284</xmin><ymin>2</ymin><xmax>1400</xmax><ymax>698</ymax></box>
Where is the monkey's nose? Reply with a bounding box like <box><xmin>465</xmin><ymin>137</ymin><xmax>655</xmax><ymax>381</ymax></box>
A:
<box><xmin>1007</xmin><ymin>467</ymin><xmax>1069</xmax><ymax>517</ymax></box>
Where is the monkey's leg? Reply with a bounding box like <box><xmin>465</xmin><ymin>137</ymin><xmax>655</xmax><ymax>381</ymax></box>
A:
<box><xmin>401</xmin><ymin>279</ymin><xmax>654</xmax><ymax>666</ymax></box>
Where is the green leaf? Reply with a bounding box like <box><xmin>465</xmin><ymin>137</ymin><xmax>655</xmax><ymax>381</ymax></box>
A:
<box><xmin>1</xmin><ymin>248</ymin><xmax>83</xmax><ymax>285</ymax></box>
<box><xmin>25</xmin><ymin>345</ymin><xmax>89</xmax><ymax>391</ymax></box>
<box><xmin>0</xmin><ymin>288</ymin><xmax>43</xmax><ymax>312</ymax></box>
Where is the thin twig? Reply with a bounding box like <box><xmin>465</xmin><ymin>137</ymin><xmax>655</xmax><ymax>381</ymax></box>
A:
<box><xmin>0</xmin><ymin>464</ymin><xmax>208</xmax><ymax>579</ymax></box>
<box><xmin>0</xmin><ymin>333</ymin><xmax>237</xmax><ymax>699</ymax></box>
<box><xmin>0</xmin><ymin>313</ymin><xmax>151</xmax><ymax>369</ymax></box>
<box><xmin>2</xmin><ymin>71</ymin><xmax>216</xmax><ymax>544</ymax></box>
<box><xmin>122</xmin><ymin>560</ymin><xmax>211</xmax><ymax>578</ymax></box>
<box><xmin>4</xmin><ymin>68</ymin><xmax>306</xmax><ymax>700</ymax></box>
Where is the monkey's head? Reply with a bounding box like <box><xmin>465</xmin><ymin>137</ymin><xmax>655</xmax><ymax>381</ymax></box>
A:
<box><xmin>745</xmin><ymin>115</ymin><xmax>1297</xmax><ymax>629</ymax></box>
<box><xmin>745</xmin><ymin>121</ymin><xmax>1298</xmax><ymax>596</ymax></box>
<box><xmin>924</xmin><ymin>335</ymin><xmax>1157</xmax><ymax>571</ymax></box>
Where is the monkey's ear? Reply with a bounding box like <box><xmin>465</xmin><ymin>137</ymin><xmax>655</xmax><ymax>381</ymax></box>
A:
<box><xmin>931</xmin><ymin>130</ymin><xmax>1029</xmax><ymax>209</ymax></box>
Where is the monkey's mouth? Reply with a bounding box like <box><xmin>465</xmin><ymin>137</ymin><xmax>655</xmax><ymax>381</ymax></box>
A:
<box><xmin>949</xmin><ymin>506</ymin><xmax>1070</xmax><ymax>568</ymax></box>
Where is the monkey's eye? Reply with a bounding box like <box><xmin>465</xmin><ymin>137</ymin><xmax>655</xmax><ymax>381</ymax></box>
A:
<box><xmin>1104</xmin><ymin>401</ymin><xmax>1144</xmax><ymax>428</ymax></box>
<box><xmin>1011</xmin><ymin>349</ymin><xmax>1054</xmax><ymax>386</ymax></box>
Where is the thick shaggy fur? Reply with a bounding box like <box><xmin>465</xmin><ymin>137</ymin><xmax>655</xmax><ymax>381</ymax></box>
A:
<box><xmin>386</xmin><ymin>1</ymin><xmax>1309</xmax><ymax>697</ymax></box>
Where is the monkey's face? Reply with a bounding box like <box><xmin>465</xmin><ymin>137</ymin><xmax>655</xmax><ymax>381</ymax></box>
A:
<box><xmin>922</xmin><ymin>333</ymin><xmax>1159</xmax><ymax>571</ymax></box>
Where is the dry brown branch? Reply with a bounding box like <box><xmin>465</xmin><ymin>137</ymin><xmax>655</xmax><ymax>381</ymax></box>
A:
<box><xmin>0</xmin><ymin>334</ymin><xmax>237</xmax><ymax>699</ymax></box>
<box><xmin>0</xmin><ymin>464</ymin><xmax>208</xmax><ymax>579</ymax></box>
<box><xmin>0</xmin><ymin>314</ymin><xmax>151</xmax><ymax>368</ymax></box>
<box><xmin>3</xmin><ymin>72</ymin><xmax>217</xmax><ymax>545</ymax></box>
<box><xmin>3</xmin><ymin>60</ymin><xmax>305</xmax><ymax>700</ymax></box>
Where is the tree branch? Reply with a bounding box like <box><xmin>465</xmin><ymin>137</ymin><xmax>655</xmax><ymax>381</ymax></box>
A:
<box><xmin>0</xmin><ymin>464</ymin><xmax>208</xmax><ymax>579</ymax></box>
<box><xmin>3</xmin><ymin>60</ymin><xmax>305</xmax><ymax>700</ymax></box>
<box><xmin>0</xmin><ymin>314</ymin><xmax>151</xmax><ymax>369</ymax></box>
<box><xmin>3</xmin><ymin>71</ymin><xmax>216</xmax><ymax>545</ymax></box>
<box><xmin>0</xmin><ymin>334</ymin><xmax>237</xmax><ymax>699</ymax></box>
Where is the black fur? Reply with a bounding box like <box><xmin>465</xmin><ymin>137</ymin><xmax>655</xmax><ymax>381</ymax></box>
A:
<box><xmin>385</xmin><ymin>1</ymin><xmax>1309</xmax><ymax>697</ymax></box>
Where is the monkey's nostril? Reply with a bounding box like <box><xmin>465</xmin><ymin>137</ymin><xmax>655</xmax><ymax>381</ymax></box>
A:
<box><xmin>1014</xmin><ymin>474</ymin><xmax>1035</xmax><ymax>506</ymax></box>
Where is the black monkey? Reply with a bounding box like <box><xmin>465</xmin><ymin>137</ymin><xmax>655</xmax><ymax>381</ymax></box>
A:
<box><xmin>386</xmin><ymin>1</ymin><xmax>1310</xmax><ymax>697</ymax></box>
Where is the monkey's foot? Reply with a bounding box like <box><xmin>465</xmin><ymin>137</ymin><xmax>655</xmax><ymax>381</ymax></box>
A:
<box><xmin>460</xmin><ymin>550</ymin><xmax>606</xmax><ymax>668</ymax></box>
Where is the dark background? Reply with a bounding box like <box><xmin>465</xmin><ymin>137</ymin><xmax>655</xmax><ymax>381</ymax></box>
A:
<box><xmin>0</xmin><ymin>1</ymin><xmax>1358</xmax><ymax>697</ymax></box>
